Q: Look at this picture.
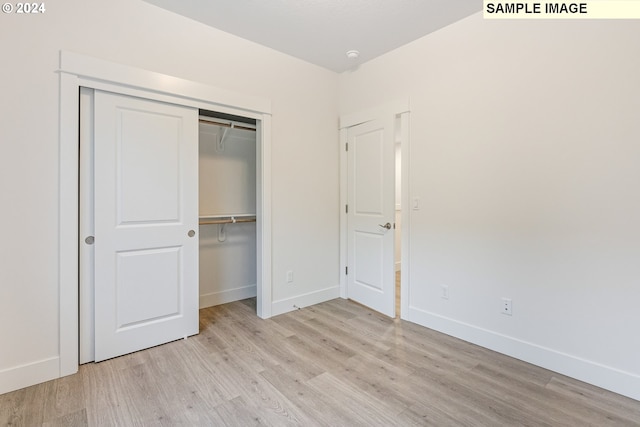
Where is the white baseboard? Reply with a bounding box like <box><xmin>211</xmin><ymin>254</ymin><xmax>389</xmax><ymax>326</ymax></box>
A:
<box><xmin>0</xmin><ymin>357</ymin><xmax>60</xmax><ymax>395</ymax></box>
<box><xmin>271</xmin><ymin>285</ymin><xmax>340</xmax><ymax>317</ymax></box>
<box><xmin>407</xmin><ymin>306</ymin><xmax>640</xmax><ymax>402</ymax></box>
<box><xmin>199</xmin><ymin>284</ymin><xmax>257</xmax><ymax>309</ymax></box>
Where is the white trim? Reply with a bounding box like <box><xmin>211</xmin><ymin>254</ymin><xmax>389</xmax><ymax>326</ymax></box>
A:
<box><xmin>399</xmin><ymin>112</ymin><xmax>411</xmax><ymax>321</ymax></box>
<box><xmin>78</xmin><ymin>87</ymin><xmax>95</xmax><ymax>365</ymax></box>
<box><xmin>272</xmin><ymin>286</ymin><xmax>341</xmax><ymax>317</ymax></box>
<box><xmin>407</xmin><ymin>306</ymin><xmax>640</xmax><ymax>402</ymax></box>
<box><xmin>60</xmin><ymin>51</ymin><xmax>270</xmax><ymax>114</ymax></box>
<box><xmin>58</xmin><ymin>51</ymin><xmax>273</xmax><ymax>385</ymax></box>
<box><xmin>200</xmin><ymin>285</ymin><xmax>257</xmax><ymax>309</ymax></box>
<box><xmin>339</xmin><ymin>128</ymin><xmax>348</xmax><ymax>300</ymax></box>
<box><xmin>59</xmin><ymin>71</ymin><xmax>80</xmax><ymax>377</ymax></box>
<box><xmin>256</xmin><ymin>116</ymin><xmax>273</xmax><ymax>319</ymax></box>
<box><xmin>0</xmin><ymin>357</ymin><xmax>60</xmax><ymax>395</ymax></box>
<box><xmin>339</xmin><ymin>99</ymin><xmax>410</xmax><ymax>130</ymax></box>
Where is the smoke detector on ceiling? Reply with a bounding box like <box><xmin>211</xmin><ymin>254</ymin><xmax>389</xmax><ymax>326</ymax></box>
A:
<box><xmin>346</xmin><ymin>50</ymin><xmax>360</xmax><ymax>59</ymax></box>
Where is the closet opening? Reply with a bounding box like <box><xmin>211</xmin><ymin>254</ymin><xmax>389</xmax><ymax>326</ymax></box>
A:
<box><xmin>78</xmin><ymin>93</ymin><xmax>266</xmax><ymax>364</ymax></box>
<box><xmin>198</xmin><ymin>109</ymin><xmax>259</xmax><ymax>309</ymax></box>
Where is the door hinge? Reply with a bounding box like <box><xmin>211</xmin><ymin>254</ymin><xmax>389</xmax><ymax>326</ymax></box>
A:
<box><xmin>393</xmin><ymin>223</ymin><xmax>396</xmax><ymax>229</ymax></box>
<box><xmin>345</xmin><ymin>204</ymin><xmax>348</xmax><ymax>214</ymax></box>
<box><xmin>345</xmin><ymin>266</ymin><xmax>348</xmax><ymax>275</ymax></box>
<box><xmin>345</xmin><ymin>142</ymin><xmax>348</xmax><ymax>151</ymax></box>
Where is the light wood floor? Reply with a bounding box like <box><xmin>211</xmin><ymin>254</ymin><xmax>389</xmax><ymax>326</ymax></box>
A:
<box><xmin>2</xmin><ymin>297</ymin><xmax>640</xmax><ymax>426</ymax></box>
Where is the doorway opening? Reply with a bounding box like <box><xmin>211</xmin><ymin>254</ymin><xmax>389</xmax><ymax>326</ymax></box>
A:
<box><xmin>339</xmin><ymin>103</ymin><xmax>410</xmax><ymax>320</ymax></box>
<box><xmin>198</xmin><ymin>110</ymin><xmax>258</xmax><ymax>309</ymax></box>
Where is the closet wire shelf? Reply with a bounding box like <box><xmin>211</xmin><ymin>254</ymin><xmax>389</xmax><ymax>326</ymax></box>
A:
<box><xmin>199</xmin><ymin>214</ymin><xmax>256</xmax><ymax>225</ymax></box>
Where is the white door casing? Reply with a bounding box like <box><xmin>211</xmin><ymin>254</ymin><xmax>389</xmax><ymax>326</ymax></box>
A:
<box><xmin>79</xmin><ymin>87</ymin><xmax>95</xmax><ymax>364</ymax></box>
<box><xmin>93</xmin><ymin>90</ymin><xmax>199</xmax><ymax>362</ymax></box>
<box><xmin>346</xmin><ymin>115</ymin><xmax>396</xmax><ymax>317</ymax></box>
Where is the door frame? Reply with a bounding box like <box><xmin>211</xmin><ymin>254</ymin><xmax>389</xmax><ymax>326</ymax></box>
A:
<box><xmin>339</xmin><ymin>100</ymin><xmax>410</xmax><ymax>319</ymax></box>
<box><xmin>59</xmin><ymin>51</ymin><xmax>273</xmax><ymax>377</ymax></box>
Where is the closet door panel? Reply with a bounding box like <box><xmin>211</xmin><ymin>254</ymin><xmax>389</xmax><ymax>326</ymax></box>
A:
<box><xmin>117</xmin><ymin>109</ymin><xmax>181</xmax><ymax>223</ymax></box>
<box><xmin>94</xmin><ymin>90</ymin><xmax>199</xmax><ymax>362</ymax></box>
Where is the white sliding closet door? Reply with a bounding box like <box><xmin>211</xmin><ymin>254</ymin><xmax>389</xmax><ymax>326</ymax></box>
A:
<box><xmin>93</xmin><ymin>90</ymin><xmax>199</xmax><ymax>362</ymax></box>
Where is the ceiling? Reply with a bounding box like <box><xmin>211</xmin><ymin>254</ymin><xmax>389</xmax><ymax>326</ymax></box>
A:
<box><xmin>143</xmin><ymin>0</ymin><xmax>482</xmax><ymax>73</ymax></box>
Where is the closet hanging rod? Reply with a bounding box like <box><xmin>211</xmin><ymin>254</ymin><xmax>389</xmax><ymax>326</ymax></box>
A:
<box><xmin>200</xmin><ymin>218</ymin><xmax>256</xmax><ymax>224</ymax></box>
<box><xmin>199</xmin><ymin>214</ymin><xmax>256</xmax><ymax>219</ymax></box>
<box><xmin>198</xmin><ymin>118</ymin><xmax>256</xmax><ymax>132</ymax></box>
<box><xmin>198</xmin><ymin>214</ymin><xmax>256</xmax><ymax>225</ymax></box>
<box><xmin>199</xmin><ymin>218</ymin><xmax>256</xmax><ymax>225</ymax></box>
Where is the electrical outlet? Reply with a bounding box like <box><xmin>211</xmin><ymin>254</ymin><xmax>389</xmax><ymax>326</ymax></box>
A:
<box><xmin>440</xmin><ymin>284</ymin><xmax>449</xmax><ymax>300</ymax></box>
<box><xmin>286</xmin><ymin>270</ymin><xmax>293</xmax><ymax>283</ymax></box>
<box><xmin>501</xmin><ymin>298</ymin><xmax>512</xmax><ymax>316</ymax></box>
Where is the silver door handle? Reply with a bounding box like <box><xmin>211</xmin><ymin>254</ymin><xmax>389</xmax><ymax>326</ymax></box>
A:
<box><xmin>378</xmin><ymin>222</ymin><xmax>392</xmax><ymax>230</ymax></box>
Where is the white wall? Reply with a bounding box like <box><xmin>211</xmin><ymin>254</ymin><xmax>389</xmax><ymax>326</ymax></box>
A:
<box><xmin>199</xmin><ymin>124</ymin><xmax>258</xmax><ymax>307</ymax></box>
<box><xmin>340</xmin><ymin>14</ymin><xmax>640</xmax><ymax>400</ymax></box>
<box><xmin>0</xmin><ymin>0</ymin><xmax>339</xmax><ymax>394</ymax></box>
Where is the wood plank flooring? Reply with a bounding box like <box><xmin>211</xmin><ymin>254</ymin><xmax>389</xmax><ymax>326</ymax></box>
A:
<box><xmin>2</xmin><ymin>296</ymin><xmax>640</xmax><ymax>426</ymax></box>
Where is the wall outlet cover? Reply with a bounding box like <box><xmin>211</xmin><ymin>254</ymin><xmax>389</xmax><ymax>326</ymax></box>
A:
<box><xmin>502</xmin><ymin>298</ymin><xmax>512</xmax><ymax>316</ymax></box>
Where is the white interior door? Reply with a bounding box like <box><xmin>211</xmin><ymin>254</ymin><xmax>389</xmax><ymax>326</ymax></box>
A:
<box><xmin>347</xmin><ymin>115</ymin><xmax>396</xmax><ymax>317</ymax></box>
<box><xmin>93</xmin><ymin>90</ymin><xmax>199</xmax><ymax>362</ymax></box>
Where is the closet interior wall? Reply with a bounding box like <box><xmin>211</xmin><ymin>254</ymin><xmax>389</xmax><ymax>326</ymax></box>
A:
<box><xmin>199</xmin><ymin>118</ymin><xmax>257</xmax><ymax>308</ymax></box>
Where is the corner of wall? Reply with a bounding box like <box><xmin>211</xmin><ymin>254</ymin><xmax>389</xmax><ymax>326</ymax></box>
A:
<box><xmin>271</xmin><ymin>285</ymin><xmax>340</xmax><ymax>317</ymax></box>
<box><xmin>408</xmin><ymin>306</ymin><xmax>640</xmax><ymax>402</ymax></box>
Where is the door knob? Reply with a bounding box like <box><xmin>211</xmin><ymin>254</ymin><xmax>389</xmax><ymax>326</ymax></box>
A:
<box><xmin>378</xmin><ymin>222</ymin><xmax>392</xmax><ymax>230</ymax></box>
<box><xmin>188</xmin><ymin>230</ymin><xmax>196</xmax><ymax>237</ymax></box>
